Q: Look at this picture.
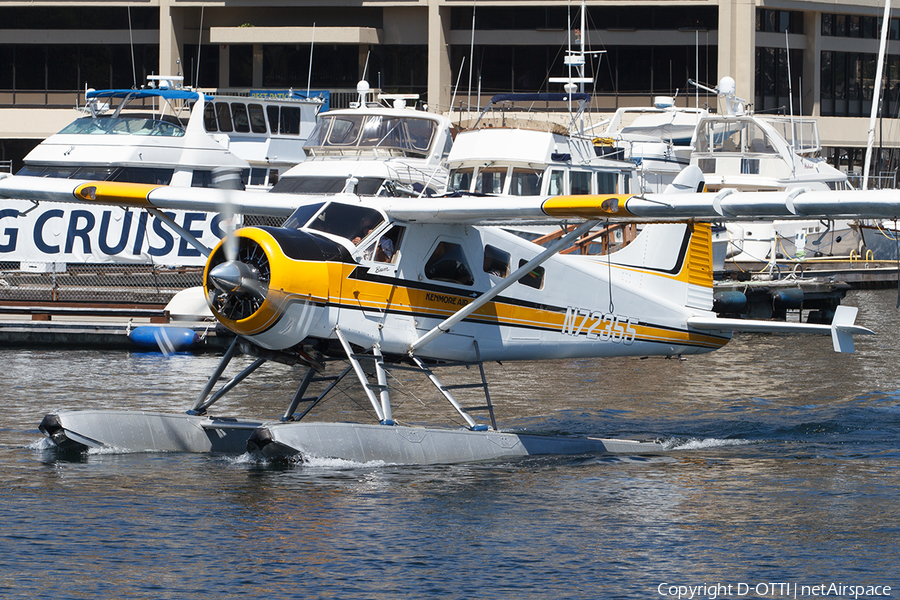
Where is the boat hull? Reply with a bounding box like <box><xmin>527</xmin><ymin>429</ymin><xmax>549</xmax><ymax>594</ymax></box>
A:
<box><xmin>247</xmin><ymin>421</ymin><xmax>664</xmax><ymax>465</ymax></box>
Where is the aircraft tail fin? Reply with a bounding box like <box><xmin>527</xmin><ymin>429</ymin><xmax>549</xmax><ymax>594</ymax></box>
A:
<box><xmin>607</xmin><ymin>221</ymin><xmax>713</xmax><ymax>311</ymax></box>
<box><xmin>664</xmin><ymin>165</ymin><xmax>706</xmax><ymax>194</ymax></box>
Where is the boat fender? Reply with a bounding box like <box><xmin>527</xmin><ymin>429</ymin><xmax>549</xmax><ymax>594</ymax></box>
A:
<box><xmin>713</xmin><ymin>291</ymin><xmax>747</xmax><ymax>314</ymax></box>
<box><xmin>128</xmin><ymin>326</ymin><xmax>200</xmax><ymax>352</ymax></box>
<box><xmin>771</xmin><ymin>288</ymin><xmax>804</xmax><ymax>310</ymax></box>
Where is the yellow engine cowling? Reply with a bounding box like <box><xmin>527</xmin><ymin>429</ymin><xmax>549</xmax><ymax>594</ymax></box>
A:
<box><xmin>203</xmin><ymin>227</ymin><xmax>352</xmax><ymax>349</ymax></box>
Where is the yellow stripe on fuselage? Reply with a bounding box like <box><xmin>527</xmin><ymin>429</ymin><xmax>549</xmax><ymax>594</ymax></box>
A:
<box><xmin>338</xmin><ymin>270</ymin><xmax>726</xmax><ymax>350</ymax></box>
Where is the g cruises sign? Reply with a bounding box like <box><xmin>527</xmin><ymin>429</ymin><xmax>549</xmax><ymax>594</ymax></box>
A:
<box><xmin>0</xmin><ymin>201</ymin><xmax>229</xmax><ymax>266</ymax></box>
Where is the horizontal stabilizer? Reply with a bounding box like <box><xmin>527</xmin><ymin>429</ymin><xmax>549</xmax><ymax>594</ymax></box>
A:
<box><xmin>687</xmin><ymin>305</ymin><xmax>873</xmax><ymax>353</ymax></box>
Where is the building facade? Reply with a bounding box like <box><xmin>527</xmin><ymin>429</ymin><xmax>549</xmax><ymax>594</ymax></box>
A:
<box><xmin>0</xmin><ymin>0</ymin><xmax>897</xmax><ymax>180</ymax></box>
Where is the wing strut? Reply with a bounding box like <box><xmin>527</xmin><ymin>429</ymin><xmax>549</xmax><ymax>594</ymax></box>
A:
<box><xmin>408</xmin><ymin>218</ymin><xmax>601</xmax><ymax>354</ymax></box>
<box><xmin>147</xmin><ymin>207</ymin><xmax>212</xmax><ymax>257</ymax></box>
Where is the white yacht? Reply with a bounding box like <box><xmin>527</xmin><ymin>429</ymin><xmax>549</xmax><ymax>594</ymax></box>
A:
<box><xmin>598</xmin><ymin>96</ymin><xmax>707</xmax><ymax>193</ymax></box>
<box><xmin>18</xmin><ymin>75</ymin><xmax>322</xmax><ymax>190</ymax></box>
<box><xmin>444</xmin><ymin>93</ymin><xmax>640</xmax><ymax>252</ymax></box>
<box><xmin>689</xmin><ymin>78</ymin><xmax>853</xmax><ymax>263</ymax></box>
<box><xmin>269</xmin><ymin>80</ymin><xmax>453</xmax><ymax>200</ymax></box>
<box><xmin>4</xmin><ymin>75</ymin><xmax>323</xmax><ymax>268</ymax></box>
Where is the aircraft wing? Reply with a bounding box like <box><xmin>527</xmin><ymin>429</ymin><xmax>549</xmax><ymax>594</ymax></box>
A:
<box><xmin>383</xmin><ymin>188</ymin><xmax>900</xmax><ymax>223</ymax></box>
<box><xmin>3</xmin><ymin>173</ymin><xmax>900</xmax><ymax>224</ymax></box>
<box><xmin>0</xmin><ymin>175</ymin><xmax>303</xmax><ymax>218</ymax></box>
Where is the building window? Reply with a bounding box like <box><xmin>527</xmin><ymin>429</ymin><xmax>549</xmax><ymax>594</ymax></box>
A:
<box><xmin>756</xmin><ymin>9</ymin><xmax>804</xmax><ymax>34</ymax></box>
<box><xmin>822</xmin><ymin>13</ymin><xmax>899</xmax><ymax>40</ymax></box>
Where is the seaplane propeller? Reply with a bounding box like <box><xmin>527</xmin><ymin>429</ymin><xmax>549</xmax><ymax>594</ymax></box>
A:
<box><xmin>205</xmin><ymin>234</ymin><xmax>271</xmax><ymax>321</ymax></box>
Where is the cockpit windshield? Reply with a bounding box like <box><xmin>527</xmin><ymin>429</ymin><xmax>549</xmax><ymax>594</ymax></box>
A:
<box><xmin>303</xmin><ymin>203</ymin><xmax>386</xmax><ymax>245</ymax></box>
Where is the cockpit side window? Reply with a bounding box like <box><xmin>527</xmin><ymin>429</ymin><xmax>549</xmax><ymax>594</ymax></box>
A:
<box><xmin>307</xmin><ymin>203</ymin><xmax>385</xmax><ymax>243</ymax></box>
<box><xmin>425</xmin><ymin>241</ymin><xmax>474</xmax><ymax>286</ymax></box>
<box><xmin>363</xmin><ymin>226</ymin><xmax>406</xmax><ymax>264</ymax></box>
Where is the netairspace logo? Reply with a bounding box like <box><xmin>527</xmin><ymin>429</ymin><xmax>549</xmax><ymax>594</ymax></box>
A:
<box><xmin>656</xmin><ymin>582</ymin><xmax>893</xmax><ymax>600</ymax></box>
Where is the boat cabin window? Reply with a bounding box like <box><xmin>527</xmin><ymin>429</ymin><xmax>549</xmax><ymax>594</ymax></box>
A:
<box><xmin>282</xmin><ymin>202</ymin><xmax>326</xmax><ymax>230</ymax></box>
<box><xmin>597</xmin><ymin>172</ymin><xmax>617</xmax><ymax>194</ymax></box>
<box><xmin>271</xmin><ymin>176</ymin><xmax>386</xmax><ymax>195</ymax></box>
<box><xmin>476</xmin><ymin>167</ymin><xmax>507</xmax><ymax>194</ymax></box>
<box><xmin>509</xmin><ymin>168</ymin><xmax>543</xmax><ymax>196</ymax></box>
<box><xmin>425</xmin><ymin>241</ymin><xmax>475</xmax><ymax>286</ymax></box>
<box><xmin>307</xmin><ymin>203</ymin><xmax>386</xmax><ymax>244</ymax></box>
<box><xmin>449</xmin><ymin>168</ymin><xmax>474</xmax><ymax>193</ymax></box>
<box><xmin>15</xmin><ymin>165</ymin><xmax>173</xmax><ymax>184</ymax></box>
<box><xmin>232</xmin><ymin>104</ymin><xmax>251</xmax><ymax>133</ymax></box>
<box><xmin>363</xmin><ymin>226</ymin><xmax>405</xmax><ymax>264</ymax></box>
<box><xmin>548</xmin><ymin>170</ymin><xmax>565</xmax><ymax>195</ymax></box>
<box><xmin>215</xmin><ymin>103</ymin><xmax>234</xmax><ymax>133</ymax></box>
<box><xmin>280</xmin><ymin>107</ymin><xmax>302</xmax><ymax>135</ymax></box>
<box><xmin>517</xmin><ymin>259</ymin><xmax>544</xmax><ymax>290</ymax></box>
<box><xmin>571</xmin><ymin>171</ymin><xmax>591</xmax><ymax>195</ymax></box>
<box><xmin>112</xmin><ymin>167</ymin><xmax>174</xmax><ymax>185</ymax></box>
<box><xmin>483</xmin><ymin>245</ymin><xmax>510</xmax><ymax>277</ymax></box>
<box><xmin>248</xmin><ymin>104</ymin><xmax>267</xmax><ymax>134</ymax></box>
<box><xmin>204</xmin><ymin>103</ymin><xmax>218</xmax><ymax>132</ymax></box>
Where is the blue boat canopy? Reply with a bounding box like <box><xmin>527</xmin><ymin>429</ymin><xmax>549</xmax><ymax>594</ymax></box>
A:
<box><xmin>86</xmin><ymin>89</ymin><xmax>209</xmax><ymax>102</ymax></box>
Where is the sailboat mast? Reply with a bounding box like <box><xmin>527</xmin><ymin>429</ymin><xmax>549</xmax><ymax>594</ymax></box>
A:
<box><xmin>864</xmin><ymin>0</ymin><xmax>892</xmax><ymax>190</ymax></box>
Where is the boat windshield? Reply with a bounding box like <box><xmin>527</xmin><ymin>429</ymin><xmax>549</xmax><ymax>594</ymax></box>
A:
<box><xmin>695</xmin><ymin>120</ymin><xmax>776</xmax><ymax>154</ymax></box>
<box><xmin>57</xmin><ymin>115</ymin><xmax>186</xmax><ymax>137</ymax></box>
<box><xmin>304</xmin><ymin>114</ymin><xmax>437</xmax><ymax>156</ymax></box>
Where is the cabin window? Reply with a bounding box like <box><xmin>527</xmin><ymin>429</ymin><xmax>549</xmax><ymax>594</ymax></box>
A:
<box><xmin>36</xmin><ymin>166</ymin><xmax>79</xmax><ymax>178</ymax></box>
<box><xmin>449</xmin><ymin>168</ymin><xmax>474</xmax><ymax>193</ymax></box>
<box><xmin>268</xmin><ymin>169</ymin><xmax>279</xmax><ymax>186</ymax></box>
<box><xmin>266</xmin><ymin>106</ymin><xmax>279</xmax><ymax>134</ymax></box>
<box><xmin>476</xmin><ymin>167</ymin><xmax>507</xmax><ymax>194</ymax></box>
<box><xmin>483</xmin><ymin>245</ymin><xmax>510</xmax><ymax>277</ymax></box>
<box><xmin>406</xmin><ymin>118</ymin><xmax>437</xmax><ymax>152</ymax></box>
<box><xmin>517</xmin><ymin>259</ymin><xmax>544</xmax><ymax>290</ymax></box>
<box><xmin>73</xmin><ymin>166</ymin><xmax>117</xmax><ymax>180</ymax></box>
<box><xmin>509</xmin><ymin>168</ymin><xmax>542</xmax><ymax>196</ymax></box>
<box><xmin>232</xmin><ymin>103</ymin><xmax>251</xmax><ymax>133</ymax></box>
<box><xmin>308</xmin><ymin>203</ymin><xmax>385</xmax><ymax>244</ymax></box>
<box><xmin>571</xmin><ymin>171</ymin><xmax>591</xmax><ymax>195</ymax></box>
<box><xmin>248</xmin><ymin>104</ymin><xmax>267</xmax><ymax>134</ymax></box>
<box><xmin>548</xmin><ymin>170</ymin><xmax>565</xmax><ymax>195</ymax></box>
<box><xmin>112</xmin><ymin>167</ymin><xmax>174</xmax><ymax>185</ymax></box>
<box><xmin>215</xmin><ymin>103</ymin><xmax>233</xmax><ymax>133</ymax></box>
<box><xmin>249</xmin><ymin>168</ymin><xmax>267</xmax><ymax>186</ymax></box>
<box><xmin>326</xmin><ymin>116</ymin><xmax>363</xmax><ymax>145</ymax></box>
<box><xmin>597</xmin><ymin>172</ymin><xmax>617</xmax><ymax>194</ymax></box>
<box><xmin>204</xmin><ymin>103</ymin><xmax>218</xmax><ymax>132</ymax></box>
<box><xmin>192</xmin><ymin>170</ymin><xmax>212</xmax><ymax>187</ymax></box>
<box><xmin>280</xmin><ymin>107</ymin><xmax>301</xmax><ymax>135</ymax></box>
<box><xmin>364</xmin><ymin>226</ymin><xmax>406</xmax><ymax>264</ymax></box>
<box><xmin>425</xmin><ymin>242</ymin><xmax>475</xmax><ymax>286</ymax></box>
